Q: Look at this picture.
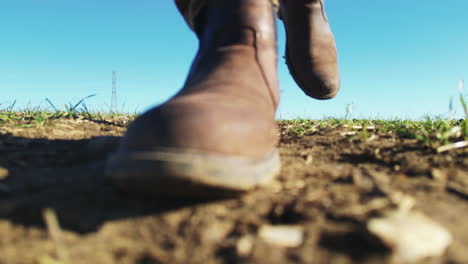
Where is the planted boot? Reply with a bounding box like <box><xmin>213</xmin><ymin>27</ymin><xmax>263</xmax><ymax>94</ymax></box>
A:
<box><xmin>280</xmin><ymin>0</ymin><xmax>340</xmax><ymax>99</ymax></box>
<box><xmin>106</xmin><ymin>0</ymin><xmax>281</xmax><ymax>197</ymax></box>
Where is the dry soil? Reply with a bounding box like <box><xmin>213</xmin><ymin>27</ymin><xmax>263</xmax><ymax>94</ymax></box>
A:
<box><xmin>0</xmin><ymin>118</ymin><xmax>467</xmax><ymax>264</ymax></box>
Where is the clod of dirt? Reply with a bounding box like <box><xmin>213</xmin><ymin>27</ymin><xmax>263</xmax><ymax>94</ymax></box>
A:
<box><xmin>431</xmin><ymin>169</ymin><xmax>448</xmax><ymax>184</ymax></box>
<box><xmin>200</xmin><ymin>221</ymin><xmax>233</xmax><ymax>244</ymax></box>
<box><xmin>368</xmin><ymin>209</ymin><xmax>452</xmax><ymax>263</ymax></box>
<box><xmin>37</xmin><ymin>255</ymin><xmax>64</xmax><ymax>264</ymax></box>
<box><xmin>447</xmin><ymin>169</ymin><xmax>468</xmax><ymax>198</ymax></box>
<box><xmin>258</xmin><ymin>225</ymin><xmax>304</xmax><ymax>248</ymax></box>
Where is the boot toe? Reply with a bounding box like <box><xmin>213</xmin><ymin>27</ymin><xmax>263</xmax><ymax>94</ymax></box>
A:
<box><xmin>286</xmin><ymin>54</ymin><xmax>340</xmax><ymax>100</ymax></box>
<box><xmin>298</xmin><ymin>74</ymin><xmax>340</xmax><ymax>100</ymax></box>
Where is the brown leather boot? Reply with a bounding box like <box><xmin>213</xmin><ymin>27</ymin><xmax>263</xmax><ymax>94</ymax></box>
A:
<box><xmin>280</xmin><ymin>0</ymin><xmax>340</xmax><ymax>100</ymax></box>
<box><xmin>105</xmin><ymin>0</ymin><xmax>281</xmax><ymax>197</ymax></box>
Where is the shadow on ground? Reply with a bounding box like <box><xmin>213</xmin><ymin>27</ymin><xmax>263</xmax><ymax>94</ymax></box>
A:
<box><xmin>0</xmin><ymin>134</ymin><xmax>221</xmax><ymax>233</ymax></box>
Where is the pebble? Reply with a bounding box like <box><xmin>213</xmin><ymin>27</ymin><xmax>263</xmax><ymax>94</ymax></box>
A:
<box><xmin>368</xmin><ymin>210</ymin><xmax>452</xmax><ymax>262</ymax></box>
<box><xmin>0</xmin><ymin>167</ymin><xmax>9</xmax><ymax>180</ymax></box>
<box><xmin>258</xmin><ymin>225</ymin><xmax>304</xmax><ymax>248</ymax></box>
<box><xmin>236</xmin><ymin>235</ymin><xmax>254</xmax><ymax>257</ymax></box>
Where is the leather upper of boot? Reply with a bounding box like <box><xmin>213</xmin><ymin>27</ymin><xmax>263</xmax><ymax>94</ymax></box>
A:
<box><xmin>120</xmin><ymin>0</ymin><xmax>280</xmax><ymax>159</ymax></box>
<box><xmin>280</xmin><ymin>0</ymin><xmax>340</xmax><ymax>100</ymax></box>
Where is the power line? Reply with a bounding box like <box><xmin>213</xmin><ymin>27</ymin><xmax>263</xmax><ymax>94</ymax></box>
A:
<box><xmin>111</xmin><ymin>71</ymin><xmax>117</xmax><ymax>112</ymax></box>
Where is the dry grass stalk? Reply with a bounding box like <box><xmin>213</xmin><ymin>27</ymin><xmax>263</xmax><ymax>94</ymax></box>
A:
<box><xmin>43</xmin><ymin>208</ymin><xmax>71</xmax><ymax>264</ymax></box>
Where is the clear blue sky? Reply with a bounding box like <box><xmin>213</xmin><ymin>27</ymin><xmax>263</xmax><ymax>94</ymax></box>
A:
<box><xmin>1</xmin><ymin>0</ymin><xmax>467</xmax><ymax>119</ymax></box>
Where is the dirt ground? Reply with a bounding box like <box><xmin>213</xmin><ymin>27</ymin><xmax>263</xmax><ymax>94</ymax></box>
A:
<box><xmin>0</xmin><ymin>118</ymin><xmax>467</xmax><ymax>264</ymax></box>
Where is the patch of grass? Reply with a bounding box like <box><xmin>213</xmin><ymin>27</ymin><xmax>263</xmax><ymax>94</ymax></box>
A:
<box><xmin>372</xmin><ymin>118</ymin><xmax>466</xmax><ymax>147</ymax></box>
<box><xmin>2</xmin><ymin>86</ymin><xmax>467</xmax><ymax>151</ymax></box>
<box><xmin>459</xmin><ymin>93</ymin><xmax>468</xmax><ymax>139</ymax></box>
<box><xmin>280</xmin><ymin>119</ymin><xmax>319</xmax><ymax>137</ymax></box>
<box><xmin>1</xmin><ymin>108</ymin><xmax>464</xmax><ymax>150</ymax></box>
<box><xmin>0</xmin><ymin>109</ymin><xmax>137</xmax><ymax>127</ymax></box>
<box><xmin>279</xmin><ymin>117</ymin><xmax>466</xmax><ymax>149</ymax></box>
<box><xmin>1</xmin><ymin>95</ymin><xmax>138</xmax><ymax>127</ymax></box>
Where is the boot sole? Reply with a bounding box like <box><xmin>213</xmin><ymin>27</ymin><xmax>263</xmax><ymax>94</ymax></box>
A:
<box><xmin>105</xmin><ymin>148</ymin><xmax>281</xmax><ymax>198</ymax></box>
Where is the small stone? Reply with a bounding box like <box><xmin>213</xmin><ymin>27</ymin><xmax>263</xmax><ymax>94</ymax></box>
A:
<box><xmin>0</xmin><ymin>167</ymin><xmax>9</xmax><ymax>180</ymax></box>
<box><xmin>236</xmin><ymin>235</ymin><xmax>254</xmax><ymax>257</ymax></box>
<box><xmin>340</xmin><ymin>131</ymin><xmax>356</xmax><ymax>136</ymax></box>
<box><xmin>258</xmin><ymin>225</ymin><xmax>303</xmax><ymax>248</ymax></box>
<box><xmin>368</xmin><ymin>210</ymin><xmax>452</xmax><ymax>262</ymax></box>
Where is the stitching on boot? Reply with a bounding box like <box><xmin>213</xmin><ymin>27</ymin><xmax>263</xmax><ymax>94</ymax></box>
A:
<box><xmin>248</xmin><ymin>26</ymin><xmax>277</xmax><ymax>107</ymax></box>
<box><xmin>248</xmin><ymin>4</ymin><xmax>279</xmax><ymax>108</ymax></box>
<box><xmin>319</xmin><ymin>0</ymin><xmax>329</xmax><ymax>23</ymax></box>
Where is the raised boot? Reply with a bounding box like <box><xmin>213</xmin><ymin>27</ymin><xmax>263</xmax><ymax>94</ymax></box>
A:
<box><xmin>280</xmin><ymin>0</ymin><xmax>340</xmax><ymax>100</ymax></box>
<box><xmin>105</xmin><ymin>0</ymin><xmax>281</xmax><ymax>197</ymax></box>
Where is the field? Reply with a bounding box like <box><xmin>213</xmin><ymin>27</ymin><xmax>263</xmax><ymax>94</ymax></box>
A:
<box><xmin>0</xmin><ymin>111</ymin><xmax>467</xmax><ymax>264</ymax></box>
